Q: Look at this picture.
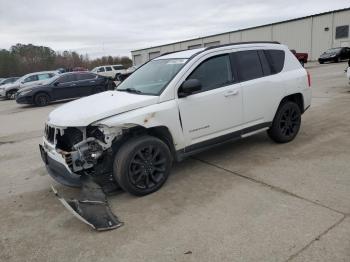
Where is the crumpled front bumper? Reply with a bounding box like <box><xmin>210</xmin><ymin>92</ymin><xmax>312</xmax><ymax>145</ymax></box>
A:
<box><xmin>39</xmin><ymin>139</ymin><xmax>82</xmax><ymax>187</ymax></box>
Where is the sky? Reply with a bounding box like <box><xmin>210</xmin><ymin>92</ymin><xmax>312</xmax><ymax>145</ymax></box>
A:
<box><xmin>0</xmin><ymin>0</ymin><xmax>349</xmax><ymax>58</ymax></box>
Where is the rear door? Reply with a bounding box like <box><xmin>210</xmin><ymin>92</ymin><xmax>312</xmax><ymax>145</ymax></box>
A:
<box><xmin>52</xmin><ymin>74</ymin><xmax>79</xmax><ymax>100</ymax></box>
<box><xmin>233</xmin><ymin>49</ymin><xmax>285</xmax><ymax>126</ymax></box>
<box><xmin>105</xmin><ymin>66</ymin><xmax>113</xmax><ymax>78</ymax></box>
<box><xmin>75</xmin><ymin>73</ymin><xmax>101</xmax><ymax>96</ymax></box>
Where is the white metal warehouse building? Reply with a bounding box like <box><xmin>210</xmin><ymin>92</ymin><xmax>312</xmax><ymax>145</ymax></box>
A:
<box><xmin>131</xmin><ymin>7</ymin><xmax>350</xmax><ymax>65</ymax></box>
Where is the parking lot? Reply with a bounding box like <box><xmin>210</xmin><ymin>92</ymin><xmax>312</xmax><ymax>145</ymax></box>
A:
<box><xmin>0</xmin><ymin>61</ymin><xmax>349</xmax><ymax>262</ymax></box>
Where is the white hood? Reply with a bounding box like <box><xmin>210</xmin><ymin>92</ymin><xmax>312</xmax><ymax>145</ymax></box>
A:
<box><xmin>48</xmin><ymin>91</ymin><xmax>159</xmax><ymax>127</ymax></box>
<box><xmin>2</xmin><ymin>82</ymin><xmax>20</xmax><ymax>91</ymax></box>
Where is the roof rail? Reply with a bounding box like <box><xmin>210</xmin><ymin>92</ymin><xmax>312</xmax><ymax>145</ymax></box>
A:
<box><xmin>159</xmin><ymin>51</ymin><xmax>178</xmax><ymax>57</ymax></box>
<box><xmin>204</xmin><ymin>41</ymin><xmax>281</xmax><ymax>50</ymax></box>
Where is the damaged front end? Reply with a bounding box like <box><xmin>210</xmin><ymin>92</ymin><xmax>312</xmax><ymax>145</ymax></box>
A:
<box><xmin>41</xmin><ymin>123</ymin><xmax>127</xmax><ymax>230</ymax></box>
<box><xmin>43</xmin><ymin>123</ymin><xmax>123</xmax><ymax>187</ymax></box>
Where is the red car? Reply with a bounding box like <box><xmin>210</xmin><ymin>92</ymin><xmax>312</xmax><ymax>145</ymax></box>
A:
<box><xmin>291</xmin><ymin>50</ymin><xmax>308</xmax><ymax>67</ymax></box>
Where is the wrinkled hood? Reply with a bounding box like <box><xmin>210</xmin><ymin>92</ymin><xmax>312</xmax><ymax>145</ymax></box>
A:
<box><xmin>48</xmin><ymin>91</ymin><xmax>159</xmax><ymax>127</ymax></box>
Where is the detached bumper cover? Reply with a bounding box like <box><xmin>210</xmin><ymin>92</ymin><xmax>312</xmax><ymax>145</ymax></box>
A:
<box><xmin>39</xmin><ymin>144</ymin><xmax>82</xmax><ymax>187</ymax></box>
<box><xmin>51</xmin><ymin>176</ymin><xmax>123</xmax><ymax>231</ymax></box>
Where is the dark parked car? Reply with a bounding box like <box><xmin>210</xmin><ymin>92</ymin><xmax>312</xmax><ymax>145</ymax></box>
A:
<box><xmin>318</xmin><ymin>47</ymin><xmax>350</xmax><ymax>64</ymax></box>
<box><xmin>16</xmin><ymin>72</ymin><xmax>115</xmax><ymax>106</ymax></box>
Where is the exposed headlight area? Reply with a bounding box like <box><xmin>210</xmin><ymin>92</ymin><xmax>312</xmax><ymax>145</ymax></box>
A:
<box><xmin>44</xmin><ymin>123</ymin><xmax>123</xmax><ymax>173</ymax></box>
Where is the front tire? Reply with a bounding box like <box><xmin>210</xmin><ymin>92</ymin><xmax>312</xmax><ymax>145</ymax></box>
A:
<box><xmin>34</xmin><ymin>93</ymin><xmax>50</xmax><ymax>106</ymax></box>
<box><xmin>113</xmin><ymin>136</ymin><xmax>172</xmax><ymax>196</ymax></box>
<box><xmin>267</xmin><ymin>101</ymin><xmax>301</xmax><ymax>143</ymax></box>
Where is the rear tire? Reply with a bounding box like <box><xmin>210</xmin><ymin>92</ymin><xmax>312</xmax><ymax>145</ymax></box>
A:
<box><xmin>34</xmin><ymin>93</ymin><xmax>50</xmax><ymax>107</ymax></box>
<box><xmin>5</xmin><ymin>89</ymin><xmax>17</xmax><ymax>100</ymax></box>
<box><xmin>267</xmin><ymin>101</ymin><xmax>301</xmax><ymax>143</ymax></box>
<box><xmin>113</xmin><ymin>135</ymin><xmax>172</xmax><ymax>196</ymax></box>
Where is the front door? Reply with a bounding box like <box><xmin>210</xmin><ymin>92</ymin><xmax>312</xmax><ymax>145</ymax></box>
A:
<box><xmin>52</xmin><ymin>74</ymin><xmax>79</xmax><ymax>100</ymax></box>
<box><xmin>177</xmin><ymin>54</ymin><xmax>243</xmax><ymax>147</ymax></box>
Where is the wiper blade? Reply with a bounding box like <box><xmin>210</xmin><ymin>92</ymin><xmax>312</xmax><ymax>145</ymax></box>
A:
<box><xmin>119</xmin><ymin>88</ymin><xmax>142</xmax><ymax>94</ymax></box>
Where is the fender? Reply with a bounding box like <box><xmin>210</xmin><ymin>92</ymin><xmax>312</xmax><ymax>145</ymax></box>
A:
<box><xmin>93</xmin><ymin>100</ymin><xmax>186</xmax><ymax>150</ymax></box>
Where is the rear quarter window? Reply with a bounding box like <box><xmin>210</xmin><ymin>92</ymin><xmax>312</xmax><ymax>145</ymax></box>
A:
<box><xmin>264</xmin><ymin>50</ymin><xmax>285</xmax><ymax>74</ymax></box>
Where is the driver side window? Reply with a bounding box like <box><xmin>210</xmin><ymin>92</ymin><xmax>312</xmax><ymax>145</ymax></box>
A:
<box><xmin>187</xmin><ymin>54</ymin><xmax>232</xmax><ymax>92</ymax></box>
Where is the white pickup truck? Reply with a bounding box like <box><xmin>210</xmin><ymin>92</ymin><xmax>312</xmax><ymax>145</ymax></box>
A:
<box><xmin>40</xmin><ymin>41</ymin><xmax>311</xmax><ymax>197</ymax></box>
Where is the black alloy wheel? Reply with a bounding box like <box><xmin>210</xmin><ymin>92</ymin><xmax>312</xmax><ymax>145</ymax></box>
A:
<box><xmin>268</xmin><ymin>101</ymin><xmax>301</xmax><ymax>143</ymax></box>
<box><xmin>279</xmin><ymin>106</ymin><xmax>300</xmax><ymax>138</ymax></box>
<box><xmin>129</xmin><ymin>145</ymin><xmax>167</xmax><ymax>190</ymax></box>
<box><xmin>34</xmin><ymin>93</ymin><xmax>50</xmax><ymax>106</ymax></box>
<box><xmin>113</xmin><ymin>136</ymin><xmax>172</xmax><ymax>196</ymax></box>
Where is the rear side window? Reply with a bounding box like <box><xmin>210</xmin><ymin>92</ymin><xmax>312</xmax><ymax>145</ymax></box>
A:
<box><xmin>187</xmin><ymin>54</ymin><xmax>232</xmax><ymax>92</ymax></box>
<box><xmin>264</xmin><ymin>50</ymin><xmax>285</xmax><ymax>74</ymax></box>
<box><xmin>59</xmin><ymin>74</ymin><xmax>76</xmax><ymax>83</ymax></box>
<box><xmin>234</xmin><ymin>50</ymin><xmax>263</xmax><ymax>81</ymax></box>
<box><xmin>24</xmin><ymin>75</ymin><xmax>39</xmax><ymax>83</ymax></box>
<box><xmin>38</xmin><ymin>73</ymin><xmax>51</xmax><ymax>80</ymax></box>
<box><xmin>77</xmin><ymin>73</ymin><xmax>96</xmax><ymax>81</ymax></box>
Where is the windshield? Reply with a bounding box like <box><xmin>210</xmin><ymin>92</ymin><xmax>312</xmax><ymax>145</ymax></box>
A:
<box><xmin>46</xmin><ymin>74</ymin><xmax>61</xmax><ymax>84</ymax></box>
<box><xmin>324</xmin><ymin>48</ymin><xmax>341</xmax><ymax>54</ymax></box>
<box><xmin>117</xmin><ymin>58</ymin><xmax>187</xmax><ymax>95</ymax></box>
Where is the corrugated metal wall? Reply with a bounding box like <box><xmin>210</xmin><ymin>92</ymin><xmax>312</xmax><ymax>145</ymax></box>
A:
<box><xmin>131</xmin><ymin>9</ymin><xmax>350</xmax><ymax>65</ymax></box>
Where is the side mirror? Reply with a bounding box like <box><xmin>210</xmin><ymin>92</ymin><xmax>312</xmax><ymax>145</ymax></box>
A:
<box><xmin>54</xmin><ymin>81</ymin><xmax>60</xmax><ymax>86</ymax></box>
<box><xmin>179</xmin><ymin>79</ymin><xmax>202</xmax><ymax>97</ymax></box>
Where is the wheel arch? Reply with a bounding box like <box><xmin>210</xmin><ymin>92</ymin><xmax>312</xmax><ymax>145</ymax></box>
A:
<box><xmin>112</xmin><ymin>125</ymin><xmax>176</xmax><ymax>160</ymax></box>
<box><xmin>34</xmin><ymin>91</ymin><xmax>51</xmax><ymax>99</ymax></box>
<box><xmin>279</xmin><ymin>93</ymin><xmax>304</xmax><ymax>113</ymax></box>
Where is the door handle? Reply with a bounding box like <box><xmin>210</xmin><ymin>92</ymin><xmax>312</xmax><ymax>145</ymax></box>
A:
<box><xmin>224</xmin><ymin>90</ymin><xmax>239</xmax><ymax>97</ymax></box>
<box><xmin>70</xmin><ymin>83</ymin><xmax>77</xmax><ymax>86</ymax></box>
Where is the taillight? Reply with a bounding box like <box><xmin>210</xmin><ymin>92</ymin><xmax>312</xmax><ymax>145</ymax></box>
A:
<box><xmin>307</xmin><ymin>71</ymin><xmax>311</xmax><ymax>87</ymax></box>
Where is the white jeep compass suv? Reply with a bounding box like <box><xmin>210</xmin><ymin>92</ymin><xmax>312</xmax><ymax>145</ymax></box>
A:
<box><xmin>40</xmin><ymin>42</ymin><xmax>311</xmax><ymax>196</ymax></box>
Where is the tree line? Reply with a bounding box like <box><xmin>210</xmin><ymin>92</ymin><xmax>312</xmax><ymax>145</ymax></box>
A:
<box><xmin>0</xmin><ymin>43</ymin><xmax>133</xmax><ymax>78</ymax></box>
